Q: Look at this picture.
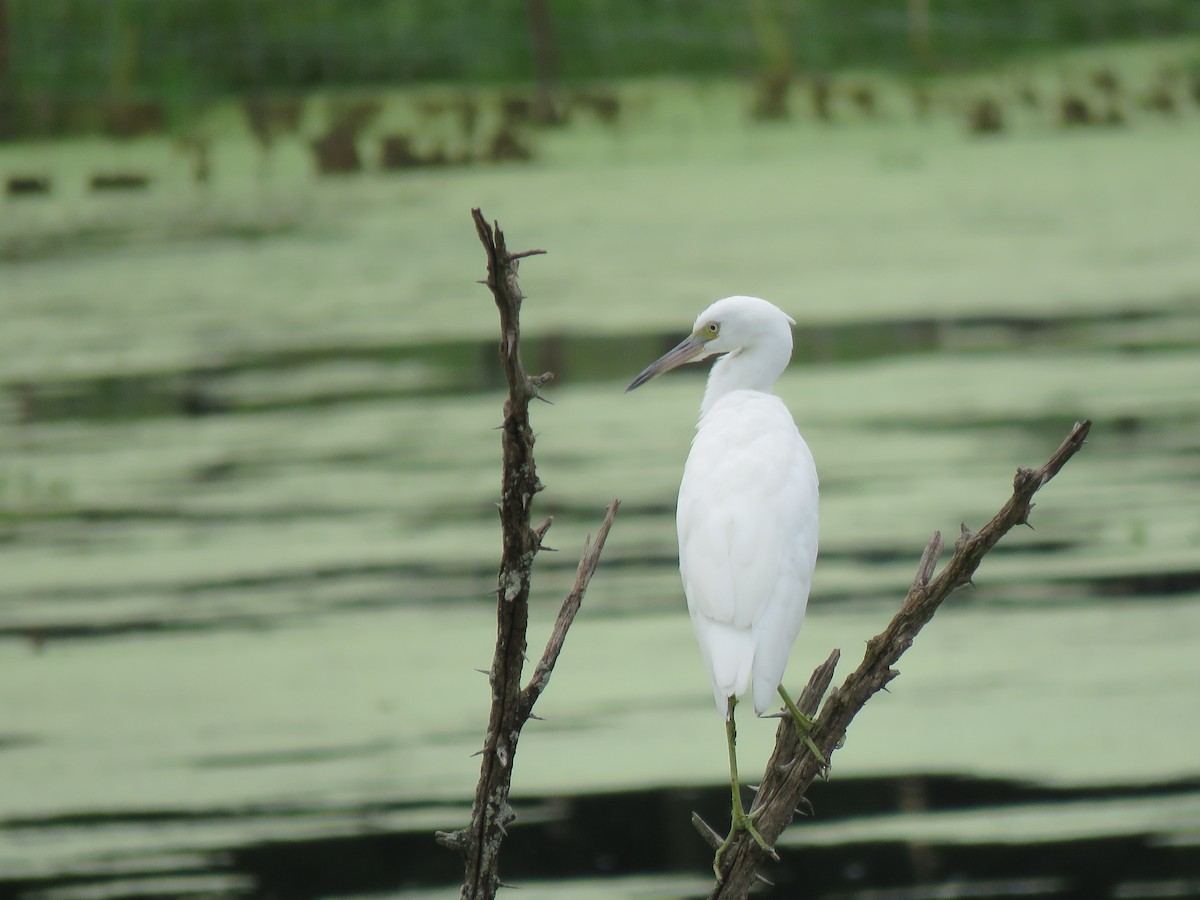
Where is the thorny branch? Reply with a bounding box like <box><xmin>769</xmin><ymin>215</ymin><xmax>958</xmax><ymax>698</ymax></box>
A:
<box><xmin>703</xmin><ymin>420</ymin><xmax>1093</xmax><ymax>899</ymax></box>
<box><xmin>434</xmin><ymin>209</ymin><xmax>620</xmax><ymax>900</ymax></box>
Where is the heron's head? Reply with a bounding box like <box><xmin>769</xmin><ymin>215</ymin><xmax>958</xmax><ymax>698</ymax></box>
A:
<box><xmin>626</xmin><ymin>296</ymin><xmax>795</xmax><ymax>392</ymax></box>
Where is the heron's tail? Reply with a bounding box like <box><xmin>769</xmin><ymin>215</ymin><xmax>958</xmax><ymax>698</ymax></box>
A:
<box><xmin>691</xmin><ymin>616</ymin><xmax>754</xmax><ymax>718</ymax></box>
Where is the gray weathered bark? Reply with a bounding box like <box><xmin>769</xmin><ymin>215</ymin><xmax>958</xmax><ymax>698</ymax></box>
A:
<box><xmin>435</xmin><ymin>209</ymin><xmax>620</xmax><ymax>900</ymax></box>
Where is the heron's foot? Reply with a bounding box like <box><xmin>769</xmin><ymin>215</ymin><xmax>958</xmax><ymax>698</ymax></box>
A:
<box><xmin>789</xmin><ymin>711</ymin><xmax>825</xmax><ymax>767</ymax></box>
<box><xmin>778</xmin><ymin>686</ymin><xmax>827</xmax><ymax>768</ymax></box>
<box><xmin>713</xmin><ymin>804</ymin><xmax>777</xmax><ymax>880</ymax></box>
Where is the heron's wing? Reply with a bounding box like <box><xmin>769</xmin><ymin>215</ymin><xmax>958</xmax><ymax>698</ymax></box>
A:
<box><xmin>751</xmin><ymin>518</ymin><xmax>817</xmax><ymax>713</ymax></box>
<box><xmin>677</xmin><ymin>395</ymin><xmax>818</xmax><ymax>634</ymax></box>
<box><xmin>676</xmin><ymin>394</ymin><xmax>818</xmax><ymax>712</ymax></box>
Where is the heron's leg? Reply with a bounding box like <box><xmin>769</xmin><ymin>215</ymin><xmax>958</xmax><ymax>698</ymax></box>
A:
<box><xmin>778</xmin><ymin>684</ymin><xmax>826</xmax><ymax>766</ymax></box>
<box><xmin>713</xmin><ymin>696</ymin><xmax>777</xmax><ymax>880</ymax></box>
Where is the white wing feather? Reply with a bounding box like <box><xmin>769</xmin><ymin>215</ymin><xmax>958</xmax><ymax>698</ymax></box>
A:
<box><xmin>676</xmin><ymin>391</ymin><xmax>819</xmax><ymax>715</ymax></box>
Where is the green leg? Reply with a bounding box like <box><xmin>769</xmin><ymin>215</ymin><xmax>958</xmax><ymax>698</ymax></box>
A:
<box><xmin>778</xmin><ymin>683</ymin><xmax>826</xmax><ymax>766</ymax></box>
<box><xmin>713</xmin><ymin>696</ymin><xmax>777</xmax><ymax>880</ymax></box>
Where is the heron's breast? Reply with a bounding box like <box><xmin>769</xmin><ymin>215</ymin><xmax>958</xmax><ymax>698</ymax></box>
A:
<box><xmin>677</xmin><ymin>397</ymin><xmax>818</xmax><ymax>627</ymax></box>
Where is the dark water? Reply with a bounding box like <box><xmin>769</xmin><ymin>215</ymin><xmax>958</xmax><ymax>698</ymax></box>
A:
<box><xmin>7</xmin><ymin>305</ymin><xmax>1182</xmax><ymax>426</ymax></box>
<box><xmin>4</xmin><ymin>775</ymin><xmax>1199</xmax><ymax>899</ymax></box>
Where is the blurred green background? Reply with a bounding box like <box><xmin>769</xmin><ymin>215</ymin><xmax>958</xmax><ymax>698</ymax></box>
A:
<box><xmin>1</xmin><ymin>2</ymin><xmax>1200</xmax><ymax>899</ymax></box>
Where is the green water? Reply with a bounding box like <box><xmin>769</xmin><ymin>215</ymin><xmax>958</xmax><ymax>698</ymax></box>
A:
<box><xmin>2</xmin><ymin>44</ymin><xmax>1200</xmax><ymax>897</ymax></box>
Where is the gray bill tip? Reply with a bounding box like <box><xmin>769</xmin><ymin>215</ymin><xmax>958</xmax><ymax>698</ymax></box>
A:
<box><xmin>625</xmin><ymin>334</ymin><xmax>707</xmax><ymax>394</ymax></box>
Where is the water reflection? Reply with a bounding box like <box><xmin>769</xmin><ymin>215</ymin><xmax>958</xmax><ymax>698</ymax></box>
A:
<box><xmin>8</xmin><ymin>304</ymin><xmax>1191</xmax><ymax>425</ymax></box>
<box><xmin>5</xmin><ymin>775</ymin><xmax>1199</xmax><ymax>899</ymax></box>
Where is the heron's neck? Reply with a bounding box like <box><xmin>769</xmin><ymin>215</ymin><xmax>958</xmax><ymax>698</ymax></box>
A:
<box><xmin>700</xmin><ymin>339</ymin><xmax>791</xmax><ymax>417</ymax></box>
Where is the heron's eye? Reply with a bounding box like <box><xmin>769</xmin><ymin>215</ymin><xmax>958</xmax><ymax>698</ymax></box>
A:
<box><xmin>705</xmin><ymin>322</ymin><xmax>719</xmax><ymax>337</ymax></box>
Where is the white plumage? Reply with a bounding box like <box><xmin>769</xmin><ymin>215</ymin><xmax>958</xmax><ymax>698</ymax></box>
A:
<box><xmin>628</xmin><ymin>295</ymin><xmax>819</xmax><ymax>719</ymax></box>
<box><xmin>628</xmin><ymin>295</ymin><xmax>821</xmax><ymax>868</ymax></box>
<box><xmin>680</xmin><ymin>387</ymin><xmax>818</xmax><ymax>716</ymax></box>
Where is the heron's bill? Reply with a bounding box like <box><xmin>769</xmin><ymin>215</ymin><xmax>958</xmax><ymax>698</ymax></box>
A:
<box><xmin>626</xmin><ymin>334</ymin><xmax>709</xmax><ymax>393</ymax></box>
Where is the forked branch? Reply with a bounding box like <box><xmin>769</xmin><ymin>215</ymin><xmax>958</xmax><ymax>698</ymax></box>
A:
<box><xmin>435</xmin><ymin>209</ymin><xmax>620</xmax><ymax>900</ymax></box>
<box><xmin>705</xmin><ymin>420</ymin><xmax>1093</xmax><ymax>898</ymax></box>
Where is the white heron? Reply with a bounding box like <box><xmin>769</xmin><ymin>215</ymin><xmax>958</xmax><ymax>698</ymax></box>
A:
<box><xmin>626</xmin><ymin>295</ymin><xmax>820</xmax><ymax>870</ymax></box>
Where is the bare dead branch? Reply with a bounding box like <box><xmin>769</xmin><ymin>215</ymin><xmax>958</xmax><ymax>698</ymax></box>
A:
<box><xmin>706</xmin><ymin>420</ymin><xmax>1092</xmax><ymax>898</ymax></box>
<box><xmin>912</xmin><ymin>530</ymin><xmax>944</xmax><ymax>589</ymax></box>
<box><xmin>521</xmin><ymin>498</ymin><xmax>621</xmax><ymax>720</ymax></box>
<box><xmin>509</xmin><ymin>248</ymin><xmax>548</xmax><ymax>261</ymax></box>
<box><xmin>435</xmin><ymin>210</ymin><xmax>620</xmax><ymax>900</ymax></box>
